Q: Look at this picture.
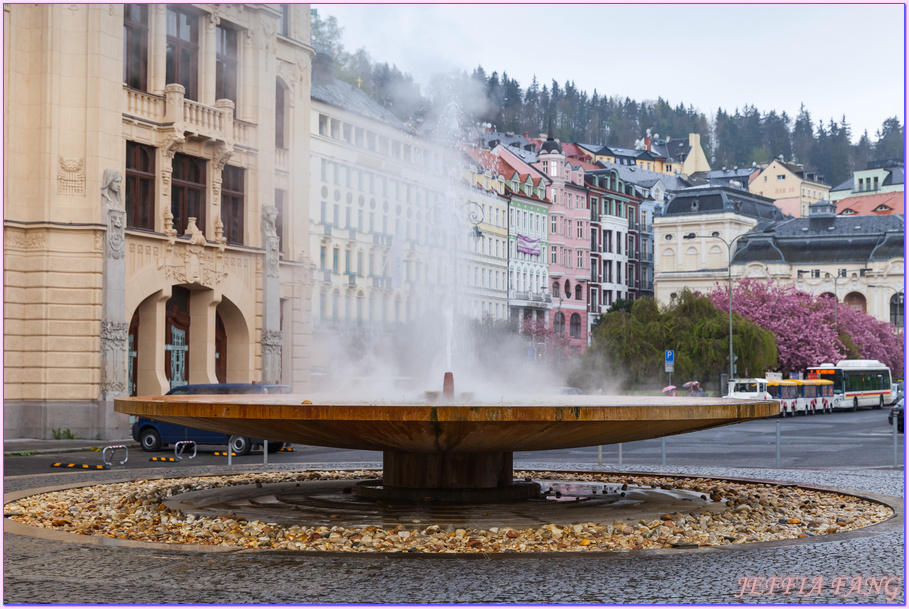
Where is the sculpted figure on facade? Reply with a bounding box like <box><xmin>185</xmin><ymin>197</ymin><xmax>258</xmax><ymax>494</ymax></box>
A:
<box><xmin>102</xmin><ymin>169</ymin><xmax>126</xmax><ymax>260</ymax></box>
<box><xmin>262</xmin><ymin>204</ymin><xmax>280</xmax><ymax>278</ymax></box>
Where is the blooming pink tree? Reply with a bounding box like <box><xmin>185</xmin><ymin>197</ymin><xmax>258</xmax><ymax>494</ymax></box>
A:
<box><xmin>708</xmin><ymin>278</ymin><xmax>904</xmax><ymax>375</ymax></box>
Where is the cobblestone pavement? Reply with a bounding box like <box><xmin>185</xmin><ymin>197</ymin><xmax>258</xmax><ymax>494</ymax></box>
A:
<box><xmin>4</xmin><ymin>463</ymin><xmax>904</xmax><ymax>605</ymax></box>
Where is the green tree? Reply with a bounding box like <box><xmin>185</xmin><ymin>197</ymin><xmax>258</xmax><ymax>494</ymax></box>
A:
<box><xmin>875</xmin><ymin>117</ymin><xmax>904</xmax><ymax>162</ymax></box>
<box><xmin>570</xmin><ymin>291</ymin><xmax>777</xmax><ymax>393</ymax></box>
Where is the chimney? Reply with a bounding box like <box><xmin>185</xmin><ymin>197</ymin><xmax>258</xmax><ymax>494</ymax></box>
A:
<box><xmin>644</xmin><ymin>137</ymin><xmax>651</xmax><ymax>151</ymax></box>
<box><xmin>312</xmin><ymin>52</ymin><xmax>334</xmax><ymax>87</ymax></box>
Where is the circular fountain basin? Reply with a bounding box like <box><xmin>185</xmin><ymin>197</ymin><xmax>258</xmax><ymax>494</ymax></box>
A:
<box><xmin>115</xmin><ymin>394</ymin><xmax>777</xmax><ymax>501</ymax></box>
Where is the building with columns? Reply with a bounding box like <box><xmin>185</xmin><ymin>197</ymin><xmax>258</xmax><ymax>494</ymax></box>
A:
<box><xmin>4</xmin><ymin>4</ymin><xmax>315</xmax><ymax>438</ymax></box>
<box><xmin>653</xmin><ymin>188</ymin><xmax>904</xmax><ymax>331</ymax></box>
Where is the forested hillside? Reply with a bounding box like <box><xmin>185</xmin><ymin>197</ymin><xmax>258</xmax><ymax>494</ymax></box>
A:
<box><xmin>313</xmin><ymin>13</ymin><xmax>904</xmax><ymax>187</ymax></box>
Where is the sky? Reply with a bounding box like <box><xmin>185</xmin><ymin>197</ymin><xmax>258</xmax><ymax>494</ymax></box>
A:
<box><xmin>314</xmin><ymin>2</ymin><xmax>906</xmax><ymax>143</ymax></box>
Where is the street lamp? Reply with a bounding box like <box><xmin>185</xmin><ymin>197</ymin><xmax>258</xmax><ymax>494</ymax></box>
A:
<box><xmin>683</xmin><ymin>231</ymin><xmax>748</xmax><ymax>381</ymax></box>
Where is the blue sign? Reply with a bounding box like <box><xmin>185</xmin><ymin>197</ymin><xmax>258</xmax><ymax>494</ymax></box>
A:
<box><xmin>665</xmin><ymin>350</ymin><xmax>675</xmax><ymax>364</ymax></box>
<box><xmin>526</xmin><ymin>347</ymin><xmax>535</xmax><ymax>361</ymax></box>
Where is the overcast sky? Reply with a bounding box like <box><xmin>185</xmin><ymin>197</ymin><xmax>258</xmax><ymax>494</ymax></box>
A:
<box><xmin>313</xmin><ymin>3</ymin><xmax>905</xmax><ymax>143</ymax></box>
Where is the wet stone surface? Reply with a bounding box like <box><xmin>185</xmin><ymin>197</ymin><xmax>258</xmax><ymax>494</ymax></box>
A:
<box><xmin>4</xmin><ymin>464</ymin><xmax>904</xmax><ymax>604</ymax></box>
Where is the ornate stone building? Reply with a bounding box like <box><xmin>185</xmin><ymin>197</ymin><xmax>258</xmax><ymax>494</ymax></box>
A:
<box><xmin>4</xmin><ymin>4</ymin><xmax>315</xmax><ymax>438</ymax></box>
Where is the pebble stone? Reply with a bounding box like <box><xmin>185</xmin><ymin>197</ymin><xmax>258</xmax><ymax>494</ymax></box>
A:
<box><xmin>4</xmin><ymin>469</ymin><xmax>893</xmax><ymax>554</ymax></box>
<box><xmin>4</xmin><ymin>463</ymin><xmax>903</xmax><ymax>604</ymax></box>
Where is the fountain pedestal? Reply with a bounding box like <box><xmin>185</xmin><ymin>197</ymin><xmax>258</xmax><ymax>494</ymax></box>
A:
<box><xmin>353</xmin><ymin>450</ymin><xmax>540</xmax><ymax>502</ymax></box>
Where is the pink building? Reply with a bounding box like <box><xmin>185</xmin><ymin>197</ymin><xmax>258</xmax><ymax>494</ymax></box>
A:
<box><xmin>533</xmin><ymin>135</ymin><xmax>590</xmax><ymax>353</ymax></box>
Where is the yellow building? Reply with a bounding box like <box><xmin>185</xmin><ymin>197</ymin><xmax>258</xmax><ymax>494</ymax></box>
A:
<box><xmin>750</xmin><ymin>158</ymin><xmax>831</xmax><ymax>218</ymax></box>
<box><xmin>4</xmin><ymin>4</ymin><xmax>315</xmax><ymax>438</ymax></box>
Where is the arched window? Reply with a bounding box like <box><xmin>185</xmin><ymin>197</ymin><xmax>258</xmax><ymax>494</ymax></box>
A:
<box><xmin>564</xmin><ymin>280</ymin><xmax>571</xmax><ymax>298</ymax></box>
<box><xmin>891</xmin><ymin>293</ymin><xmax>904</xmax><ymax>328</ymax></box>
<box><xmin>552</xmin><ymin>282</ymin><xmax>560</xmax><ymax>298</ymax></box>
<box><xmin>554</xmin><ymin>312</ymin><xmax>565</xmax><ymax>334</ymax></box>
<box><xmin>570</xmin><ymin>313</ymin><xmax>581</xmax><ymax>338</ymax></box>
<box><xmin>575</xmin><ymin>285</ymin><xmax>582</xmax><ymax>300</ymax></box>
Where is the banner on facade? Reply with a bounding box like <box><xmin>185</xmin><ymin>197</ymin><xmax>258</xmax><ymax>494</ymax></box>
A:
<box><xmin>517</xmin><ymin>234</ymin><xmax>541</xmax><ymax>255</ymax></box>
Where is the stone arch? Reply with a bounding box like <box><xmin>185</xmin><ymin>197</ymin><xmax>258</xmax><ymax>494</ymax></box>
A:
<box><xmin>215</xmin><ymin>294</ymin><xmax>252</xmax><ymax>383</ymax></box>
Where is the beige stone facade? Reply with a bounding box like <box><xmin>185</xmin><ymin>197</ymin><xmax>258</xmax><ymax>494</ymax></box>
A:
<box><xmin>750</xmin><ymin>159</ymin><xmax>830</xmax><ymax>218</ymax></box>
<box><xmin>4</xmin><ymin>4</ymin><xmax>315</xmax><ymax>438</ymax></box>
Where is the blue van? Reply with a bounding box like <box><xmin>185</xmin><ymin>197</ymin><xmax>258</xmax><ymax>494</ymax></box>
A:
<box><xmin>131</xmin><ymin>383</ymin><xmax>291</xmax><ymax>455</ymax></box>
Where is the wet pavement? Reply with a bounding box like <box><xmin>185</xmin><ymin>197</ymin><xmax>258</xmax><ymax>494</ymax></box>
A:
<box><xmin>4</xmin><ymin>462</ymin><xmax>905</xmax><ymax>605</ymax></box>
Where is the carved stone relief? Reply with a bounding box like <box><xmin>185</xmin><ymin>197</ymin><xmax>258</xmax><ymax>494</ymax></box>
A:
<box><xmin>57</xmin><ymin>157</ymin><xmax>86</xmax><ymax>196</ymax></box>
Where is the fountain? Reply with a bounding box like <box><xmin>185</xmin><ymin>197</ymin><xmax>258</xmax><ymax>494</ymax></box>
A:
<box><xmin>113</xmin><ymin>373</ymin><xmax>777</xmax><ymax>502</ymax></box>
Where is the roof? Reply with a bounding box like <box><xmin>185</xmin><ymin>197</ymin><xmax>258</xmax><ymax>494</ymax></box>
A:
<box><xmin>560</xmin><ymin>142</ymin><xmax>594</xmax><ymax>162</ymax></box>
<box><xmin>480</xmin><ymin>131</ymin><xmax>537</xmax><ymax>154</ymax></box>
<box><xmin>311</xmin><ymin>79</ymin><xmax>416</xmax><ymax>135</ymax></box>
<box><xmin>595</xmin><ymin>161</ymin><xmax>693</xmax><ymax>192</ymax></box>
<box><xmin>732</xmin><ymin>213</ymin><xmax>905</xmax><ymax>265</ymax></box>
<box><xmin>836</xmin><ymin>191</ymin><xmax>906</xmax><ymax>215</ymax></box>
<box><xmin>663</xmin><ymin>186</ymin><xmax>786</xmax><ymax>228</ymax></box>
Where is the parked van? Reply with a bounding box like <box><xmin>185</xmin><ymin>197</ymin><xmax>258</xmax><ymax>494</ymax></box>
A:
<box><xmin>132</xmin><ymin>383</ymin><xmax>291</xmax><ymax>455</ymax></box>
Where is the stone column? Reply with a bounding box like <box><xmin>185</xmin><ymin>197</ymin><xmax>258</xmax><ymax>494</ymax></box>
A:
<box><xmin>261</xmin><ymin>204</ymin><xmax>282</xmax><ymax>383</ymax></box>
<box><xmin>97</xmin><ymin>170</ymin><xmax>129</xmax><ymax>438</ymax></box>
<box><xmin>100</xmin><ymin>170</ymin><xmax>128</xmax><ymax>401</ymax></box>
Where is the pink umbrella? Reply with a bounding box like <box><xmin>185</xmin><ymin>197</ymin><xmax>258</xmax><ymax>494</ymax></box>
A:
<box><xmin>662</xmin><ymin>385</ymin><xmax>677</xmax><ymax>393</ymax></box>
<box><xmin>683</xmin><ymin>381</ymin><xmax>699</xmax><ymax>388</ymax></box>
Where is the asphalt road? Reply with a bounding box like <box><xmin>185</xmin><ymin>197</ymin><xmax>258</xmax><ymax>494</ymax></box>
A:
<box><xmin>4</xmin><ymin>408</ymin><xmax>901</xmax><ymax>476</ymax></box>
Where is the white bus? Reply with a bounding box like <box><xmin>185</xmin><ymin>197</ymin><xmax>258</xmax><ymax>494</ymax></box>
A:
<box><xmin>806</xmin><ymin>359</ymin><xmax>892</xmax><ymax>411</ymax></box>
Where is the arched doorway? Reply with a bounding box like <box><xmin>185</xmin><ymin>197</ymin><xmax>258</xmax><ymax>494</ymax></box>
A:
<box><xmin>891</xmin><ymin>293</ymin><xmax>904</xmax><ymax>328</ymax></box>
<box><xmin>215</xmin><ymin>313</ymin><xmax>226</xmax><ymax>383</ymax></box>
<box><xmin>844</xmin><ymin>292</ymin><xmax>867</xmax><ymax>314</ymax></box>
<box><xmin>165</xmin><ymin>286</ymin><xmax>191</xmax><ymax>389</ymax></box>
<box><xmin>128</xmin><ymin>312</ymin><xmax>139</xmax><ymax>396</ymax></box>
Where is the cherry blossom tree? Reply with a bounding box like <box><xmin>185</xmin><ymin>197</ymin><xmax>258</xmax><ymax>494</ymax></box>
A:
<box><xmin>708</xmin><ymin>278</ymin><xmax>904</xmax><ymax>376</ymax></box>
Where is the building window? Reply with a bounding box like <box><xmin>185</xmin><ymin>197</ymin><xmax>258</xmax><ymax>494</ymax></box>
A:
<box><xmin>570</xmin><ymin>313</ymin><xmax>581</xmax><ymax>338</ymax></box>
<box><xmin>125</xmin><ymin>141</ymin><xmax>155</xmax><ymax>230</ymax></box>
<box><xmin>278</xmin><ymin>5</ymin><xmax>291</xmax><ymax>37</ymax></box>
<box><xmin>575</xmin><ymin>285</ymin><xmax>582</xmax><ymax>300</ymax></box>
<box><xmin>552</xmin><ymin>281</ymin><xmax>560</xmax><ymax>299</ymax></box>
<box><xmin>166</xmin><ymin>6</ymin><xmax>199</xmax><ymax>99</ymax></box>
<box><xmin>220</xmin><ymin>165</ymin><xmax>244</xmax><ymax>245</ymax></box>
<box><xmin>123</xmin><ymin>4</ymin><xmax>148</xmax><ymax>90</ymax></box>
<box><xmin>276</xmin><ymin>81</ymin><xmax>288</xmax><ymax>148</ymax></box>
<box><xmin>215</xmin><ymin>25</ymin><xmax>238</xmax><ymax>105</ymax></box>
<box><xmin>577</xmin><ymin>221</ymin><xmax>584</xmax><ymax>239</ymax></box>
<box><xmin>577</xmin><ymin>250</ymin><xmax>584</xmax><ymax>268</ymax></box>
<box><xmin>274</xmin><ymin>189</ymin><xmax>285</xmax><ymax>253</ymax></box>
<box><xmin>171</xmin><ymin>153</ymin><xmax>206</xmax><ymax>236</ymax></box>
<box><xmin>891</xmin><ymin>293</ymin><xmax>904</xmax><ymax>328</ymax></box>
<box><xmin>554</xmin><ymin>312</ymin><xmax>565</xmax><ymax>334</ymax></box>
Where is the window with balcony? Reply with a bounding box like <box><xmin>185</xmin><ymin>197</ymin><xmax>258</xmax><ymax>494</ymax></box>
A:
<box><xmin>166</xmin><ymin>6</ymin><xmax>199</xmax><ymax>99</ymax></box>
<box><xmin>123</xmin><ymin>4</ymin><xmax>148</xmax><ymax>91</ymax></box>
<box><xmin>220</xmin><ymin>165</ymin><xmax>244</xmax><ymax>245</ymax></box>
<box><xmin>215</xmin><ymin>25</ymin><xmax>238</xmax><ymax>105</ymax></box>
<box><xmin>125</xmin><ymin>141</ymin><xmax>155</xmax><ymax>230</ymax></box>
<box><xmin>171</xmin><ymin>153</ymin><xmax>206</xmax><ymax>236</ymax></box>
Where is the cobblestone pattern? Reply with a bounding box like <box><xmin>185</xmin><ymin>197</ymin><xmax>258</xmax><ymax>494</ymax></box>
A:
<box><xmin>5</xmin><ymin>464</ymin><xmax>904</xmax><ymax>604</ymax></box>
